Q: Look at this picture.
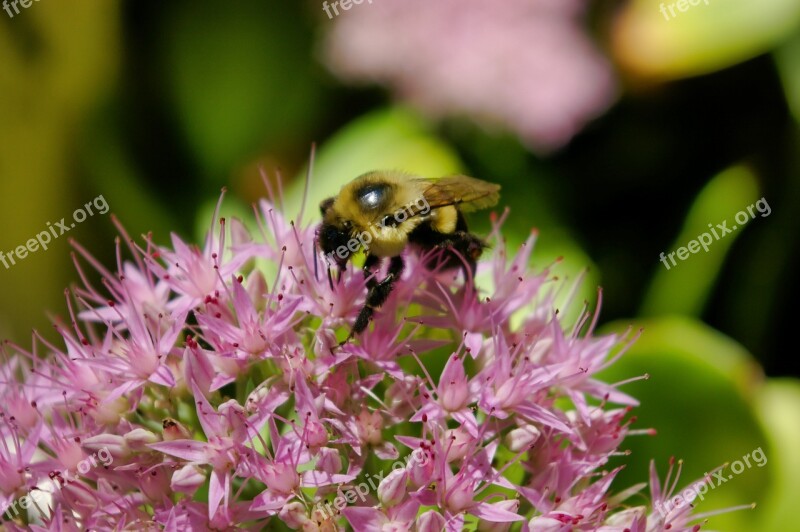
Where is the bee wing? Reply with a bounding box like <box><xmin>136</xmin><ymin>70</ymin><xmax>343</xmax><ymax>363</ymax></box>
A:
<box><xmin>414</xmin><ymin>175</ymin><xmax>501</xmax><ymax>214</ymax></box>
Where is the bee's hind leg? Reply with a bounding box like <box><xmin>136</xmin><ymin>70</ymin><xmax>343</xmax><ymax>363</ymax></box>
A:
<box><xmin>435</xmin><ymin>231</ymin><xmax>484</xmax><ymax>283</ymax></box>
<box><xmin>461</xmin><ymin>233</ymin><xmax>485</xmax><ymax>282</ymax></box>
<box><xmin>343</xmin><ymin>255</ymin><xmax>404</xmax><ymax>344</ymax></box>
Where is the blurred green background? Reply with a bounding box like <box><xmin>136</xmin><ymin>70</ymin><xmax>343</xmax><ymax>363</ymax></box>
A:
<box><xmin>1</xmin><ymin>1</ymin><xmax>799</xmax><ymax>530</ymax></box>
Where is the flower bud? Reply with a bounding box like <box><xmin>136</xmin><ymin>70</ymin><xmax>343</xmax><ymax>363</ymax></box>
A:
<box><xmin>140</xmin><ymin>467</ymin><xmax>171</xmax><ymax>501</ymax></box>
<box><xmin>439</xmin><ymin>354</ymin><xmax>469</xmax><ymax>411</ymax></box>
<box><xmin>242</xmin><ymin>328</ymin><xmax>269</xmax><ymax>355</ymax></box>
<box><xmin>378</xmin><ymin>469</ymin><xmax>408</xmax><ymax>507</ymax></box>
<box><xmin>356</xmin><ymin>409</ymin><xmax>383</xmax><ymax>445</ymax></box>
<box><xmin>60</xmin><ymin>479</ymin><xmax>100</xmax><ymax>507</ymax></box>
<box><xmin>89</xmin><ymin>395</ymin><xmax>130</xmax><ymax>426</ymax></box>
<box><xmin>171</xmin><ymin>464</ymin><xmax>206</xmax><ymax>495</ymax></box>
<box><xmin>263</xmin><ymin>462</ymin><xmax>300</xmax><ymax>494</ymax></box>
<box><xmin>124</xmin><ymin>428</ymin><xmax>159</xmax><ymax>450</ymax></box>
<box><xmin>446</xmin><ymin>479</ymin><xmax>475</xmax><ymax>513</ymax></box>
<box><xmin>444</xmin><ymin>427</ymin><xmax>471</xmax><ymax>462</ymax></box>
<box><xmin>417</xmin><ymin>510</ymin><xmax>446</xmax><ymax>532</ymax></box>
<box><xmin>82</xmin><ymin>434</ymin><xmax>130</xmax><ymax>459</ymax></box>
<box><xmin>478</xmin><ymin>500</ymin><xmax>519</xmax><ymax>531</ymax></box>
<box><xmin>493</xmin><ymin>378</ymin><xmax>523</xmax><ymax>410</ymax></box>
<box><xmin>305</xmin><ymin>421</ymin><xmax>329</xmax><ymax>449</ymax></box>
<box><xmin>408</xmin><ymin>449</ymin><xmax>434</xmax><ymax>488</ymax></box>
<box><xmin>317</xmin><ymin>447</ymin><xmax>342</xmax><ymax>474</ymax></box>
<box><xmin>505</xmin><ymin>424</ymin><xmax>541</xmax><ymax>452</ymax></box>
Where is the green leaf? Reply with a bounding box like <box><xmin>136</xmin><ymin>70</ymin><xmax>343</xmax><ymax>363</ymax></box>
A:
<box><xmin>774</xmin><ymin>32</ymin><xmax>800</xmax><ymax>125</ymax></box>
<box><xmin>754</xmin><ymin>379</ymin><xmax>800</xmax><ymax>532</ymax></box>
<box><xmin>598</xmin><ymin>316</ymin><xmax>769</xmax><ymax>532</ymax></box>
<box><xmin>613</xmin><ymin>0</ymin><xmax>800</xmax><ymax>80</ymax></box>
<box><xmin>161</xmin><ymin>2</ymin><xmax>322</xmax><ymax>182</ymax></box>
<box><xmin>640</xmin><ymin>165</ymin><xmax>761</xmax><ymax>316</ymax></box>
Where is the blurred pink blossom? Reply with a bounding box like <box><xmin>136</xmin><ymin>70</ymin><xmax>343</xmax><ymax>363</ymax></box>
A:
<box><xmin>323</xmin><ymin>0</ymin><xmax>617</xmax><ymax>152</ymax></box>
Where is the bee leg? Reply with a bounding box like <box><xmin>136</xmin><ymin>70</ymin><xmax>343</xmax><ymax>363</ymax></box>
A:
<box><xmin>458</xmin><ymin>232</ymin><xmax>484</xmax><ymax>282</ymax></box>
<box><xmin>335</xmin><ymin>262</ymin><xmax>346</xmax><ymax>284</ymax></box>
<box><xmin>345</xmin><ymin>255</ymin><xmax>404</xmax><ymax>342</ymax></box>
<box><xmin>452</xmin><ymin>211</ymin><xmax>483</xmax><ymax>281</ymax></box>
<box><xmin>368</xmin><ymin>255</ymin><xmax>404</xmax><ymax>308</ymax></box>
<box><xmin>326</xmin><ymin>265</ymin><xmax>335</xmax><ymax>291</ymax></box>
<box><xmin>432</xmin><ymin>231</ymin><xmax>484</xmax><ymax>281</ymax></box>
<box><xmin>334</xmin><ymin>256</ymin><xmax>382</xmax><ymax>350</ymax></box>
<box><xmin>363</xmin><ymin>253</ymin><xmax>382</xmax><ymax>287</ymax></box>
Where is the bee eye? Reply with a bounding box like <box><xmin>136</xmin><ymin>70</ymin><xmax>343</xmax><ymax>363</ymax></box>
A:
<box><xmin>356</xmin><ymin>183</ymin><xmax>389</xmax><ymax>211</ymax></box>
<box><xmin>342</xmin><ymin>221</ymin><xmax>352</xmax><ymax>231</ymax></box>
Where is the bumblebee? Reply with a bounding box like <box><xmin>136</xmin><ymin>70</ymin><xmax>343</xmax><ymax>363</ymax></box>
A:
<box><xmin>317</xmin><ymin>171</ymin><xmax>500</xmax><ymax>341</ymax></box>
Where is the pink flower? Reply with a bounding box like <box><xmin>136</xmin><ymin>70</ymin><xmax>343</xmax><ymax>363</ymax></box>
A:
<box><xmin>411</xmin><ymin>349</ymin><xmax>479</xmax><ymax>435</ymax></box>
<box><xmin>323</xmin><ymin>0</ymin><xmax>617</xmax><ymax>152</ymax></box>
<box><xmin>342</xmin><ymin>498</ymin><xmax>419</xmax><ymax>531</ymax></box>
<box><xmin>438</xmin><ymin>353</ymin><xmax>470</xmax><ymax>412</ymax></box>
<box><xmin>0</xmin><ymin>181</ymin><xmax>751</xmax><ymax>529</ymax></box>
<box><xmin>377</xmin><ymin>469</ymin><xmax>408</xmax><ymax>507</ymax></box>
<box><xmin>261</xmin><ymin>461</ymin><xmax>300</xmax><ymax>495</ymax></box>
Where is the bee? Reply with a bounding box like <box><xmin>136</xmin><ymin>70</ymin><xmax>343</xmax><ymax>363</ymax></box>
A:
<box><xmin>317</xmin><ymin>171</ymin><xmax>500</xmax><ymax>342</ymax></box>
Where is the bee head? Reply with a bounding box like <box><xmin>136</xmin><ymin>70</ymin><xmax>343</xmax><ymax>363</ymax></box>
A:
<box><xmin>318</xmin><ymin>196</ymin><xmax>355</xmax><ymax>268</ymax></box>
<box><xmin>317</xmin><ymin>220</ymin><xmax>353</xmax><ymax>268</ymax></box>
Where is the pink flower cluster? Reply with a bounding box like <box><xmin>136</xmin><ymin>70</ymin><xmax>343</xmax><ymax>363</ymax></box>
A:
<box><xmin>0</xmin><ymin>192</ymin><xmax>713</xmax><ymax>530</ymax></box>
